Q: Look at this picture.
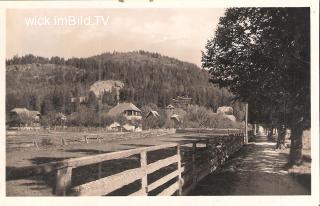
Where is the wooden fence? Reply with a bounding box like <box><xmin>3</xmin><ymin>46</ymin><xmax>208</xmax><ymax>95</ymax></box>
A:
<box><xmin>8</xmin><ymin>136</ymin><xmax>244</xmax><ymax>196</ymax></box>
<box><xmin>176</xmin><ymin>128</ymin><xmax>243</xmax><ymax>135</ymax></box>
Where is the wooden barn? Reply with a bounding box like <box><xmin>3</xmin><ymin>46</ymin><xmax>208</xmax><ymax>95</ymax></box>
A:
<box><xmin>8</xmin><ymin>108</ymin><xmax>41</xmax><ymax>129</ymax></box>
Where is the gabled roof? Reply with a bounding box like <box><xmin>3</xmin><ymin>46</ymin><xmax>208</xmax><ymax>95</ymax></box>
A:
<box><xmin>173</xmin><ymin>96</ymin><xmax>192</xmax><ymax>101</ymax></box>
<box><xmin>165</xmin><ymin>104</ymin><xmax>175</xmax><ymax>109</ymax></box>
<box><xmin>29</xmin><ymin>111</ymin><xmax>41</xmax><ymax>116</ymax></box>
<box><xmin>146</xmin><ymin>110</ymin><xmax>160</xmax><ymax>118</ymax></box>
<box><xmin>10</xmin><ymin>108</ymin><xmax>29</xmax><ymax>114</ymax></box>
<box><xmin>10</xmin><ymin>108</ymin><xmax>40</xmax><ymax>116</ymax></box>
<box><xmin>107</xmin><ymin>102</ymin><xmax>141</xmax><ymax>116</ymax></box>
<box><xmin>170</xmin><ymin>114</ymin><xmax>180</xmax><ymax>122</ymax></box>
<box><xmin>217</xmin><ymin>106</ymin><xmax>233</xmax><ymax>115</ymax></box>
<box><xmin>223</xmin><ymin>114</ymin><xmax>236</xmax><ymax>122</ymax></box>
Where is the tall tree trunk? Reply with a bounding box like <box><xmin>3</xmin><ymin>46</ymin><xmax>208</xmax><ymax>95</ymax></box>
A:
<box><xmin>288</xmin><ymin>124</ymin><xmax>303</xmax><ymax>165</ymax></box>
<box><xmin>276</xmin><ymin>125</ymin><xmax>286</xmax><ymax>149</ymax></box>
<box><xmin>267</xmin><ymin>126</ymin><xmax>274</xmax><ymax>141</ymax></box>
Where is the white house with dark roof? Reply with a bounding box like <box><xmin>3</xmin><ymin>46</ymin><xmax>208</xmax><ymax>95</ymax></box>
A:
<box><xmin>106</xmin><ymin>102</ymin><xmax>142</xmax><ymax>132</ymax></box>
<box><xmin>107</xmin><ymin>102</ymin><xmax>142</xmax><ymax>120</ymax></box>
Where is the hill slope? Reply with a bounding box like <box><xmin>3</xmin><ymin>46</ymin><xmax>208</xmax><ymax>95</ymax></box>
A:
<box><xmin>6</xmin><ymin>51</ymin><xmax>235</xmax><ymax>116</ymax></box>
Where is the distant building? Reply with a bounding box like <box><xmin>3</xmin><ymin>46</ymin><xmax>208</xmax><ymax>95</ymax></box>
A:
<box><xmin>217</xmin><ymin>106</ymin><xmax>233</xmax><ymax>115</ymax></box>
<box><xmin>223</xmin><ymin>115</ymin><xmax>236</xmax><ymax>122</ymax></box>
<box><xmin>217</xmin><ymin>106</ymin><xmax>236</xmax><ymax>122</ymax></box>
<box><xmin>9</xmin><ymin>108</ymin><xmax>41</xmax><ymax>128</ymax></box>
<box><xmin>172</xmin><ymin>96</ymin><xmax>192</xmax><ymax>109</ymax></box>
<box><xmin>170</xmin><ymin>114</ymin><xmax>182</xmax><ymax>128</ymax></box>
<box><xmin>165</xmin><ymin>104</ymin><xmax>175</xmax><ymax>117</ymax></box>
<box><xmin>146</xmin><ymin>110</ymin><xmax>160</xmax><ymax>119</ymax></box>
<box><xmin>106</xmin><ymin>122</ymin><xmax>121</xmax><ymax>132</ymax></box>
<box><xmin>107</xmin><ymin>102</ymin><xmax>142</xmax><ymax>120</ymax></box>
<box><xmin>165</xmin><ymin>104</ymin><xmax>175</xmax><ymax>110</ymax></box>
<box><xmin>106</xmin><ymin>102</ymin><xmax>142</xmax><ymax>132</ymax></box>
<box><xmin>123</xmin><ymin>123</ymin><xmax>142</xmax><ymax>132</ymax></box>
<box><xmin>71</xmin><ymin>96</ymin><xmax>87</xmax><ymax>104</ymax></box>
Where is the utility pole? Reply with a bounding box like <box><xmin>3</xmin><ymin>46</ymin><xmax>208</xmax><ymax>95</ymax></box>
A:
<box><xmin>245</xmin><ymin>103</ymin><xmax>248</xmax><ymax>144</ymax></box>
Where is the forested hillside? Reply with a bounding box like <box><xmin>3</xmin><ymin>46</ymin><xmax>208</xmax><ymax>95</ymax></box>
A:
<box><xmin>6</xmin><ymin>51</ymin><xmax>244</xmax><ymax>122</ymax></box>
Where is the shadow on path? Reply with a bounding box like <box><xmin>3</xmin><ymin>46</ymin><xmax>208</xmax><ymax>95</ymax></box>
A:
<box><xmin>189</xmin><ymin>141</ymin><xmax>311</xmax><ymax>195</ymax></box>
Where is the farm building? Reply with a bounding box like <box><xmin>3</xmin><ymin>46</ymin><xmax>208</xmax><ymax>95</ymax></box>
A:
<box><xmin>165</xmin><ymin>104</ymin><xmax>175</xmax><ymax>111</ymax></box>
<box><xmin>123</xmin><ymin>123</ymin><xmax>142</xmax><ymax>132</ymax></box>
<box><xmin>170</xmin><ymin>114</ymin><xmax>182</xmax><ymax>128</ymax></box>
<box><xmin>165</xmin><ymin>104</ymin><xmax>175</xmax><ymax>117</ymax></box>
<box><xmin>107</xmin><ymin>102</ymin><xmax>142</xmax><ymax>120</ymax></box>
<box><xmin>71</xmin><ymin>96</ymin><xmax>87</xmax><ymax>104</ymax></box>
<box><xmin>107</xmin><ymin>102</ymin><xmax>142</xmax><ymax>132</ymax></box>
<box><xmin>8</xmin><ymin>108</ymin><xmax>41</xmax><ymax>128</ymax></box>
<box><xmin>223</xmin><ymin>115</ymin><xmax>236</xmax><ymax>122</ymax></box>
<box><xmin>217</xmin><ymin>106</ymin><xmax>236</xmax><ymax>122</ymax></box>
<box><xmin>172</xmin><ymin>96</ymin><xmax>192</xmax><ymax>109</ymax></box>
<box><xmin>106</xmin><ymin>122</ymin><xmax>121</xmax><ymax>132</ymax></box>
<box><xmin>146</xmin><ymin>110</ymin><xmax>160</xmax><ymax>119</ymax></box>
<box><xmin>217</xmin><ymin>106</ymin><xmax>233</xmax><ymax>115</ymax></box>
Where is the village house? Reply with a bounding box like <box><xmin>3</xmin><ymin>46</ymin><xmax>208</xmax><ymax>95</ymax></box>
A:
<box><xmin>71</xmin><ymin>96</ymin><xmax>87</xmax><ymax>104</ymax></box>
<box><xmin>165</xmin><ymin>104</ymin><xmax>175</xmax><ymax>111</ymax></box>
<box><xmin>106</xmin><ymin>102</ymin><xmax>142</xmax><ymax>132</ymax></box>
<box><xmin>165</xmin><ymin>104</ymin><xmax>175</xmax><ymax>117</ymax></box>
<box><xmin>8</xmin><ymin>108</ymin><xmax>41</xmax><ymax>129</ymax></box>
<box><xmin>146</xmin><ymin>110</ymin><xmax>160</xmax><ymax>119</ymax></box>
<box><xmin>107</xmin><ymin>102</ymin><xmax>142</xmax><ymax>120</ymax></box>
<box><xmin>172</xmin><ymin>96</ymin><xmax>192</xmax><ymax>110</ymax></box>
<box><xmin>216</xmin><ymin>106</ymin><xmax>237</xmax><ymax>122</ymax></box>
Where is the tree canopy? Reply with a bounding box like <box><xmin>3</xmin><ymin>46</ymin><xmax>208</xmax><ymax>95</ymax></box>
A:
<box><xmin>6</xmin><ymin>51</ymin><xmax>245</xmax><ymax>119</ymax></box>
<box><xmin>202</xmin><ymin>8</ymin><xmax>310</xmax><ymax>165</ymax></box>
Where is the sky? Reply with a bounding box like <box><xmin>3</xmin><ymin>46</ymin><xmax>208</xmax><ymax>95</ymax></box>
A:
<box><xmin>6</xmin><ymin>9</ymin><xmax>225</xmax><ymax>67</ymax></box>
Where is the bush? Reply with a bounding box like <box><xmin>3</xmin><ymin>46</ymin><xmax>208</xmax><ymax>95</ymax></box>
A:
<box><xmin>67</xmin><ymin>106</ymin><xmax>100</xmax><ymax>127</ymax></box>
<box><xmin>182</xmin><ymin>105</ymin><xmax>242</xmax><ymax>129</ymax></box>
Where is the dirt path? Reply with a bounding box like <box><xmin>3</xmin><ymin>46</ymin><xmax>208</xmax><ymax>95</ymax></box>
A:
<box><xmin>189</xmin><ymin>139</ymin><xmax>311</xmax><ymax>195</ymax></box>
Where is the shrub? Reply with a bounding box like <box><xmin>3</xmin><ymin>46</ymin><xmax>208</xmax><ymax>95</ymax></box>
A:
<box><xmin>183</xmin><ymin>105</ymin><xmax>242</xmax><ymax>129</ymax></box>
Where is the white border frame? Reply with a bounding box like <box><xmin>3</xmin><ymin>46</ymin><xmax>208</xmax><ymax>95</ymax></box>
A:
<box><xmin>0</xmin><ymin>1</ymin><xmax>318</xmax><ymax>206</ymax></box>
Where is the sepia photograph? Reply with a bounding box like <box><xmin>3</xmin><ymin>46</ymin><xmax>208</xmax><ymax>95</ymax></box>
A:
<box><xmin>2</xmin><ymin>2</ymin><xmax>317</xmax><ymax>202</ymax></box>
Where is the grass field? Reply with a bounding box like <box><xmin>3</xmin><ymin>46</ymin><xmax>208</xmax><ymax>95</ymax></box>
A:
<box><xmin>6</xmin><ymin>128</ymin><xmax>311</xmax><ymax>196</ymax></box>
<box><xmin>6</xmin><ymin>128</ymin><xmax>218</xmax><ymax>196</ymax></box>
<box><xmin>6</xmin><ymin>129</ymin><xmax>180</xmax><ymax>167</ymax></box>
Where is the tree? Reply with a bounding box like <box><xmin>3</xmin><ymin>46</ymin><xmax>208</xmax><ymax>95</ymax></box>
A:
<box><xmin>87</xmin><ymin>91</ymin><xmax>98</xmax><ymax>111</ymax></box>
<box><xmin>202</xmin><ymin>8</ymin><xmax>310</xmax><ymax>165</ymax></box>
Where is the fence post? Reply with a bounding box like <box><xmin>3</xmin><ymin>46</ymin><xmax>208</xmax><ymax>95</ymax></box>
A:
<box><xmin>140</xmin><ymin>151</ymin><xmax>148</xmax><ymax>195</ymax></box>
<box><xmin>33</xmin><ymin>139</ymin><xmax>39</xmax><ymax>150</ymax></box>
<box><xmin>55</xmin><ymin>166</ymin><xmax>72</xmax><ymax>196</ymax></box>
<box><xmin>192</xmin><ymin>142</ymin><xmax>197</xmax><ymax>184</ymax></box>
<box><xmin>177</xmin><ymin>145</ymin><xmax>182</xmax><ymax>196</ymax></box>
<box><xmin>244</xmin><ymin>103</ymin><xmax>248</xmax><ymax>144</ymax></box>
<box><xmin>61</xmin><ymin>137</ymin><xmax>66</xmax><ymax>146</ymax></box>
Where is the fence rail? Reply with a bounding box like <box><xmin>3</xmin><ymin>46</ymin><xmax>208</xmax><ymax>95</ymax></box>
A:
<box><xmin>176</xmin><ymin>128</ymin><xmax>244</xmax><ymax>135</ymax></box>
<box><xmin>7</xmin><ymin>129</ymin><xmax>245</xmax><ymax>196</ymax></box>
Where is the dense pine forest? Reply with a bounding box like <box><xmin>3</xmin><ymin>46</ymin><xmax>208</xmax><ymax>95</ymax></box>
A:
<box><xmin>6</xmin><ymin>51</ymin><xmax>245</xmax><ymax>126</ymax></box>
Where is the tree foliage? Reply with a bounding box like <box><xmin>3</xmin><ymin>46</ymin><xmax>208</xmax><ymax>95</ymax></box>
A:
<box><xmin>202</xmin><ymin>8</ymin><xmax>310</xmax><ymax>165</ymax></box>
<box><xmin>6</xmin><ymin>51</ymin><xmax>244</xmax><ymax>116</ymax></box>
